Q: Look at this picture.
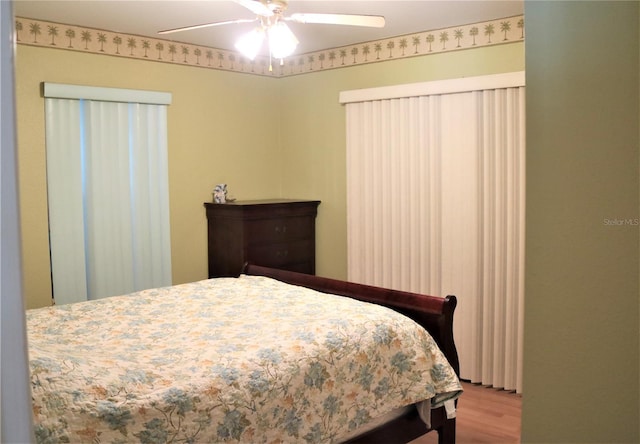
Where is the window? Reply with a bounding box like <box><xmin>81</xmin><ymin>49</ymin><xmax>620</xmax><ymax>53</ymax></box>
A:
<box><xmin>44</xmin><ymin>83</ymin><xmax>172</xmax><ymax>304</ymax></box>
<box><xmin>341</xmin><ymin>72</ymin><xmax>526</xmax><ymax>392</ymax></box>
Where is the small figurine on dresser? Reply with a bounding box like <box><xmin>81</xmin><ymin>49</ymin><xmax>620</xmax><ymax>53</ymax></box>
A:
<box><xmin>213</xmin><ymin>184</ymin><xmax>227</xmax><ymax>203</ymax></box>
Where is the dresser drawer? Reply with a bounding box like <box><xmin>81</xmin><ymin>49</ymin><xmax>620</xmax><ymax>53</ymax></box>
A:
<box><xmin>248</xmin><ymin>239</ymin><xmax>315</xmax><ymax>268</ymax></box>
<box><xmin>205</xmin><ymin>199</ymin><xmax>320</xmax><ymax>277</ymax></box>
<box><xmin>245</xmin><ymin>216</ymin><xmax>314</xmax><ymax>244</ymax></box>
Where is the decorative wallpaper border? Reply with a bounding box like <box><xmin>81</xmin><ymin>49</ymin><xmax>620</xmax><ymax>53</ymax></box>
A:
<box><xmin>15</xmin><ymin>14</ymin><xmax>524</xmax><ymax>77</ymax></box>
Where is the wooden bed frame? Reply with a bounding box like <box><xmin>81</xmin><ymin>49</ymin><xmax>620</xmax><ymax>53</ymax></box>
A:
<box><xmin>242</xmin><ymin>264</ymin><xmax>460</xmax><ymax>444</ymax></box>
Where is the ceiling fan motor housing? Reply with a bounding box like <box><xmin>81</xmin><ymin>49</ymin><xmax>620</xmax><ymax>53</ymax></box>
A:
<box><xmin>264</xmin><ymin>0</ymin><xmax>288</xmax><ymax>13</ymax></box>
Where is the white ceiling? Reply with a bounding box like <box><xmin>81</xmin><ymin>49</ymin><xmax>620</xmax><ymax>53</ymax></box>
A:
<box><xmin>13</xmin><ymin>0</ymin><xmax>523</xmax><ymax>56</ymax></box>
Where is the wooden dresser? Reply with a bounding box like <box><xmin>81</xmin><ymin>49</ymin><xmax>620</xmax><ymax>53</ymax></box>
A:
<box><xmin>204</xmin><ymin>199</ymin><xmax>320</xmax><ymax>278</ymax></box>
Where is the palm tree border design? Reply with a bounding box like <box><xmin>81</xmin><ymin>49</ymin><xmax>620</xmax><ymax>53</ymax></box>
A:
<box><xmin>15</xmin><ymin>14</ymin><xmax>524</xmax><ymax>78</ymax></box>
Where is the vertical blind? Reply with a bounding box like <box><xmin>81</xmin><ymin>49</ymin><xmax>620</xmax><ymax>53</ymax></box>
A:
<box><xmin>341</xmin><ymin>73</ymin><xmax>525</xmax><ymax>392</ymax></box>
<box><xmin>44</xmin><ymin>83</ymin><xmax>172</xmax><ymax>304</ymax></box>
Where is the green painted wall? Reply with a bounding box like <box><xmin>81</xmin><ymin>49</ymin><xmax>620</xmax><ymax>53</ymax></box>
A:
<box><xmin>16</xmin><ymin>39</ymin><xmax>522</xmax><ymax>308</ymax></box>
<box><xmin>522</xmin><ymin>1</ymin><xmax>639</xmax><ymax>442</ymax></box>
<box><xmin>16</xmin><ymin>46</ymin><xmax>282</xmax><ymax>308</ymax></box>
<box><xmin>279</xmin><ymin>43</ymin><xmax>524</xmax><ymax>279</ymax></box>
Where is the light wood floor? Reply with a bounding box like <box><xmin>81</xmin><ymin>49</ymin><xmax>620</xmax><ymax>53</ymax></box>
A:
<box><xmin>412</xmin><ymin>382</ymin><xmax>522</xmax><ymax>444</ymax></box>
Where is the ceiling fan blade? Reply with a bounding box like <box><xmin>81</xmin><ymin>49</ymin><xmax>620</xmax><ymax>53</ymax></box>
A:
<box><xmin>286</xmin><ymin>13</ymin><xmax>385</xmax><ymax>28</ymax></box>
<box><xmin>158</xmin><ymin>18</ymin><xmax>257</xmax><ymax>35</ymax></box>
<box><xmin>235</xmin><ymin>0</ymin><xmax>274</xmax><ymax>17</ymax></box>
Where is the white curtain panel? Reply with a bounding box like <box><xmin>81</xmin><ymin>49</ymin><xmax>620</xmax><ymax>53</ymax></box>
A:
<box><xmin>45</xmin><ymin>88</ymin><xmax>172</xmax><ymax>304</ymax></box>
<box><xmin>45</xmin><ymin>98</ymin><xmax>89</xmax><ymax>304</ymax></box>
<box><xmin>343</xmin><ymin>74</ymin><xmax>525</xmax><ymax>392</ymax></box>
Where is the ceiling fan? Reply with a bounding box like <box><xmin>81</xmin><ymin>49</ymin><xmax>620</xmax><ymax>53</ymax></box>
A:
<box><xmin>158</xmin><ymin>0</ymin><xmax>385</xmax><ymax>61</ymax></box>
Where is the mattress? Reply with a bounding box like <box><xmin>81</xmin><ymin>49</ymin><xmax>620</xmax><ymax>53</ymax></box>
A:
<box><xmin>28</xmin><ymin>275</ymin><xmax>462</xmax><ymax>443</ymax></box>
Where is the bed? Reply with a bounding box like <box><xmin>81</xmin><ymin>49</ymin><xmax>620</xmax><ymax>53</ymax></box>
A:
<box><xmin>27</xmin><ymin>264</ymin><xmax>462</xmax><ymax>443</ymax></box>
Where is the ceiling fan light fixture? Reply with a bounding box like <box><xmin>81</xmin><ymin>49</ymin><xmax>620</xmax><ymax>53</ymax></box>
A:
<box><xmin>162</xmin><ymin>0</ymin><xmax>385</xmax><ymax>61</ymax></box>
<box><xmin>235</xmin><ymin>27</ymin><xmax>265</xmax><ymax>60</ymax></box>
<box><xmin>268</xmin><ymin>21</ymin><xmax>298</xmax><ymax>59</ymax></box>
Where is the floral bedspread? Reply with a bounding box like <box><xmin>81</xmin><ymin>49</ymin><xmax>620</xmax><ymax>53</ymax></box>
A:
<box><xmin>28</xmin><ymin>275</ymin><xmax>461</xmax><ymax>443</ymax></box>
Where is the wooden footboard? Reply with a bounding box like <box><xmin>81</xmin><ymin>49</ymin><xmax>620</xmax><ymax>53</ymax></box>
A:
<box><xmin>242</xmin><ymin>263</ymin><xmax>460</xmax><ymax>444</ymax></box>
